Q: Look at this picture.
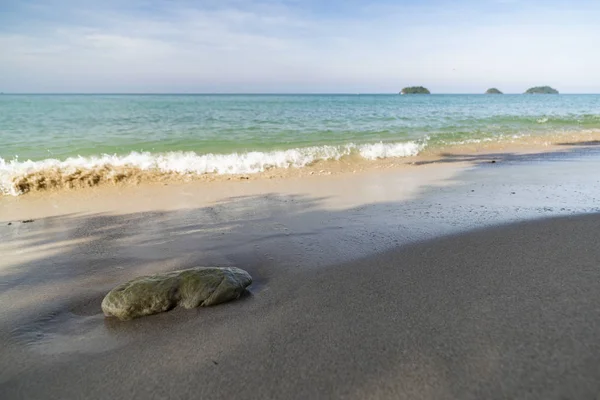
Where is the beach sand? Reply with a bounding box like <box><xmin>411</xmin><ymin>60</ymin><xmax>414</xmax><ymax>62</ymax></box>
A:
<box><xmin>1</xmin><ymin>144</ymin><xmax>600</xmax><ymax>399</ymax></box>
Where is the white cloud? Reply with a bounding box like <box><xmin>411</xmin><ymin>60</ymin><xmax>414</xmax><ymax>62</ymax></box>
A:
<box><xmin>0</xmin><ymin>0</ymin><xmax>599</xmax><ymax>92</ymax></box>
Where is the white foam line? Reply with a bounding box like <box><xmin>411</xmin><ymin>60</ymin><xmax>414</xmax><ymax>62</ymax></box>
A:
<box><xmin>0</xmin><ymin>141</ymin><xmax>425</xmax><ymax>195</ymax></box>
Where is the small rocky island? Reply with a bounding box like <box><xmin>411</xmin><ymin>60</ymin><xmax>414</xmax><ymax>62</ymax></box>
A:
<box><xmin>524</xmin><ymin>86</ymin><xmax>559</xmax><ymax>94</ymax></box>
<box><xmin>485</xmin><ymin>88</ymin><xmax>503</xmax><ymax>94</ymax></box>
<box><xmin>400</xmin><ymin>86</ymin><xmax>430</xmax><ymax>95</ymax></box>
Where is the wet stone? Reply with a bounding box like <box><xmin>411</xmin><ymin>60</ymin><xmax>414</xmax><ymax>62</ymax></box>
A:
<box><xmin>101</xmin><ymin>267</ymin><xmax>252</xmax><ymax>321</ymax></box>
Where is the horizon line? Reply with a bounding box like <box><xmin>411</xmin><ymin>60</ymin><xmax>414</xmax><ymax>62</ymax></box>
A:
<box><xmin>1</xmin><ymin>92</ymin><xmax>596</xmax><ymax>95</ymax></box>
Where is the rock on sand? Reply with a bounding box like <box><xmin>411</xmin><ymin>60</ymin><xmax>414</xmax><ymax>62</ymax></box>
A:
<box><xmin>101</xmin><ymin>267</ymin><xmax>252</xmax><ymax>320</ymax></box>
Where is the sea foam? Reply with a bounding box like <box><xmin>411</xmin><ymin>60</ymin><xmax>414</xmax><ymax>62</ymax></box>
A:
<box><xmin>0</xmin><ymin>141</ymin><xmax>424</xmax><ymax>195</ymax></box>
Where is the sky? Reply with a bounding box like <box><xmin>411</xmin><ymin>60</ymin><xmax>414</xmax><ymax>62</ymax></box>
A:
<box><xmin>0</xmin><ymin>0</ymin><xmax>599</xmax><ymax>93</ymax></box>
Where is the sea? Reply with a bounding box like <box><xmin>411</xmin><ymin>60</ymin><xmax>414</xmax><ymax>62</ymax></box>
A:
<box><xmin>1</xmin><ymin>94</ymin><xmax>599</xmax><ymax>195</ymax></box>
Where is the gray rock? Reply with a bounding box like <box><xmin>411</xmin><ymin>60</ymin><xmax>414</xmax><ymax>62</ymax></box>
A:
<box><xmin>101</xmin><ymin>267</ymin><xmax>252</xmax><ymax>320</ymax></box>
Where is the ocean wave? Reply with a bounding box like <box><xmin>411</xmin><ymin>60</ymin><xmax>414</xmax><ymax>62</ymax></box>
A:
<box><xmin>0</xmin><ymin>141</ymin><xmax>424</xmax><ymax>195</ymax></box>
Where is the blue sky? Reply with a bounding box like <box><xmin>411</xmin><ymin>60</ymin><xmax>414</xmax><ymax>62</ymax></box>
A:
<box><xmin>0</xmin><ymin>0</ymin><xmax>599</xmax><ymax>93</ymax></box>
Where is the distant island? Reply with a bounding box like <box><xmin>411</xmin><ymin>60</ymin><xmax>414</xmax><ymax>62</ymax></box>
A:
<box><xmin>524</xmin><ymin>86</ymin><xmax>559</xmax><ymax>94</ymax></box>
<box><xmin>485</xmin><ymin>88</ymin><xmax>503</xmax><ymax>94</ymax></box>
<box><xmin>400</xmin><ymin>86</ymin><xmax>430</xmax><ymax>95</ymax></box>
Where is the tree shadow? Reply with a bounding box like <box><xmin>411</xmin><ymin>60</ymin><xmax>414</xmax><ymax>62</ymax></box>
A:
<box><xmin>557</xmin><ymin>140</ymin><xmax>600</xmax><ymax>146</ymax></box>
<box><xmin>0</xmin><ymin>193</ymin><xmax>327</xmax><ymax>297</ymax></box>
<box><xmin>413</xmin><ymin>143</ymin><xmax>600</xmax><ymax>166</ymax></box>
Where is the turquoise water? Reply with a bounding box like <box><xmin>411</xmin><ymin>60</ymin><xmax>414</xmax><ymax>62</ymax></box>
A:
<box><xmin>0</xmin><ymin>94</ymin><xmax>599</xmax><ymax>195</ymax></box>
<box><xmin>2</xmin><ymin>94</ymin><xmax>599</xmax><ymax>160</ymax></box>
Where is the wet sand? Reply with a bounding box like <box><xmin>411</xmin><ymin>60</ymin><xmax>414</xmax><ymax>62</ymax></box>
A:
<box><xmin>1</xmin><ymin>144</ymin><xmax>600</xmax><ymax>399</ymax></box>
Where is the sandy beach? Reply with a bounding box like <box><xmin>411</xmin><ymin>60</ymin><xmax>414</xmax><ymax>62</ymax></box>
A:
<box><xmin>2</xmin><ymin>144</ymin><xmax>600</xmax><ymax>399</ymax></box>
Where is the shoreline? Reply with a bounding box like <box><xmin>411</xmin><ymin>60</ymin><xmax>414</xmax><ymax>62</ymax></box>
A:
<box><xmin>2</xmin><ymin>142</ymin><xmax>599</xmax><ymax>311</ymax></box>
<box><xmin>2</xmin><ymin>130</ymin><xmax>600</xmax><ymax>197</ymax></box>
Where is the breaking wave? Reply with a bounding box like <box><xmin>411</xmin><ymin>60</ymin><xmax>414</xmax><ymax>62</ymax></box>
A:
<box><xmin>0</xmin><ymin>141</ymin><xmax>424</xmax><ymax>195</ymax></box>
